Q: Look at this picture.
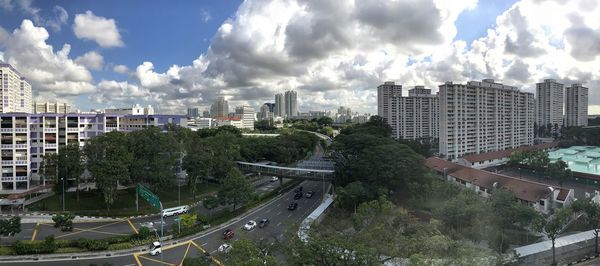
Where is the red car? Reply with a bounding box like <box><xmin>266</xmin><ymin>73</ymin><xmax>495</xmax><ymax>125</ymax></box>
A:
<box><xmin>223</xmin><ymin>229</ymin><xmax>234</xmax><ymax>240</ymax></box>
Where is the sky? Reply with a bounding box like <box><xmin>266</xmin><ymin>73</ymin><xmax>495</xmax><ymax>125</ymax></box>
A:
<box><xmin>0</xmin><ymin>0</ymin><xmax>599</xmax><ymax>115</ymax></box>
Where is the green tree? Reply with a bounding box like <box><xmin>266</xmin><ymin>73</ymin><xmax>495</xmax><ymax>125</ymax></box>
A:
<box><xmin>316</xmin><ymin>116</ymin><xmax>333</xmax><ymax>127</ymax></box>
<box><xmin>288</xmin><ymin>234</ymin><xmax>379</xmax><ymax>266</ymax></box>
<box><xmin>227</xmin><ymin>239</ymin><xmax>277</xmax><ymax>266</ymax></box>
<box><xmin>217</xmin><ymin>168</ymin><xmax>255</xmax><ymax>211</ymax></box>
<box><xmin>56</xmin><ymin>143</ymin><xmax>85</xmax><ymax>201</ymax></box>
<box><xmin>547</xmin><ymin>160</ymin><xmax>572</xmax><ymax>185</ymax></box>
<box><xmin>85</xmin><ymin>131</ymin><xmax>133</xmax><ymax>211</ymax></box>
<box><xmin>39</xmin><ymin>153</ymin><xmax>58</xmax><ymax>192</ymax></box>
<box><xmin>52</xmin><ymin>213</ymin><xmax>75</xmax><ymax>232</ymax></box>
<box><xmin>0</xmin><ymin>216</ymin><xmax>21</xmax><ymax>244</ymax></box>
<box><xmin>571</xmin><ymin>198</ymin><xmax>600</xmax><ymax>254</ymax></box>
<box><xmin>128</xmin><ymin>127</ymin><xmax>180</xmax><ymax>190</ymax></box>
<box><xmin>534</xmin><ymin>208</ymin><xmax>572</xmax><ymax>266</ymax></box>
<box><xmin>180</xmin><ymin>213</ymin><xmax>197</xmax><ymax>229</ymax></box>
<box><xmin>488</xmin><ymin>189</ymin><xmax>538</xmax><ymax>252</ymax></box>
<box><xmin>183</xmin><ymin>138</ymin><xmax>212</xmax><ymax>198</ymax></box>
<box><xmin>337</xmin><ymin>181</ymin><xmax>369</xmax><ymax>213</ymax></box>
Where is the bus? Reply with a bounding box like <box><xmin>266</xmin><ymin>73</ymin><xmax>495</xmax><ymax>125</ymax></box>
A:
<box><xmin>161</xmin><ymin>205</ymin><xmax>189</xmax><ymax>218</ymax></box>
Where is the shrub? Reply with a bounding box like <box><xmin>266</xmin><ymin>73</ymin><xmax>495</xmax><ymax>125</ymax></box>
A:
<box><xmin>12</xmin><ymin>236</ymin><xmax>57</xmax><ymax>255</ymax></box>
<box><xmin>108</xmin><ymin>242</ymin><xmax>134</xmax><ymax>251</ymax></box>
<box><xmin>202</xmin><ymin>196</ymin><xmax>220</xmax><ymax>209</ymax></box>
<box><xmin>75</xmin><ymin>238</ymin><xmax>108</xmax><ymax>251</ymax></box>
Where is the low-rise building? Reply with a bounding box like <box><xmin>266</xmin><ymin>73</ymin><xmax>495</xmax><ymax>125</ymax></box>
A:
<box><xmin>32</xmin><ymin>102</ymin><xmax>71</xmax><ymax>114</ymax></box>
<box><xmin>457</xmin><ymin>142</ymin><xmax>559</xmax><ymax>169</ymax></box>
<box><xmin>105</xmin><ymin>104</ymin><xmax>154</xmax><ymax>115</ymax></box>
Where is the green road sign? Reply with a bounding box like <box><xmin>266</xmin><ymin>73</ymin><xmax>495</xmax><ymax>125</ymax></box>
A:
<box><xmin>137</xmin><ymin>184</ymin><xmax>161</xmax><ymax>210</ymax></box>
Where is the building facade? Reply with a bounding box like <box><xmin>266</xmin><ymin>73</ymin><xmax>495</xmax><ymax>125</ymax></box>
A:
<box><xmin>536</xmin><ymin>79</ymin><xmax>564</xmax><ymax>130</ymax></box>
<box><xmin>439</xmin><ymin>79</ymin><xmax>534</xmax><ymax>160</ymax></box>
<box><xmin>0</xmin><ymin>64</ymin><xmax>33</xmax><ymax>113</ymax></box>
<box><xmin>565</xmin><ymin>84</ymin><xmax>588</xmax><ymax>127</ymax></box>
<box><xmin>388</xmin><ymin>86</ymin><xmax>439</xmax><ymax>140</ymax></box>
<box><xmin>186</xmin><ymin>107</ymin><xmax>199</xmax><ymax>118</ymax></box>
<box><xmin>105</xmin><ymin>104</ymin><xmax>154</xmax><ymax>115</ymax></box>
<box><xmin>258</xmin><ymin>104</ymin><xmax>274</xmax><ymax>121</ymax></box>
<box><xmin>0</xmin><ymin>113</ymin><xmax>187</xmax><ymax>193</ymax></box>
<box><xmin>274</xmin><ymin>93</ymin><xmax>285</xmax><ymax>117</ymax></box>
<box><xmin>210</xmin><ymin>97</ymin><xmax>229</xmax><ymax>118</ymax></box>
<box><xmin>32</xmin><ymin>102</ymin><xmax>71</xmax><ymax>114</ymax></box>
<box><xmin>377</xmin><ymin>81</ymin><xmax>402</xmax><ymax>124</ymax></box>
<box><xmin>285</xmin><ymin>90</ymin><xmax>298</xmax><ymax>117</ymax></box>
<box><xmin>234</xmin><ymin>105</ymin><xmax>255</xmax><ymax>129</ymax></box>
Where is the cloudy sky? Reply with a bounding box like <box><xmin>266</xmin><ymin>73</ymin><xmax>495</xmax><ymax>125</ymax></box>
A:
<box><xmin>0</xmin><ymin>0</ymin><xmax>598</xmax><ymax>114</ymax></box>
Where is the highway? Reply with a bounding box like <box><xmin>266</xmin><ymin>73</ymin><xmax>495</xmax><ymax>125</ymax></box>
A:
<box><xmin>4</xmin><ymin>180</ymin><xmax>327</xmax><ymax>266</ymax></box>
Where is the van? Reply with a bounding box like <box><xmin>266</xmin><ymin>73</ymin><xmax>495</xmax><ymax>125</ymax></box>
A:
<box><xmin>161</xmin><ymin>205</ymin><xmax>189</xmax><ymax>218</ymax></box>
<box><xmin>149</xmin><ymin>241</ymin><xmax>162</xmax><ymax>256</ymax></box>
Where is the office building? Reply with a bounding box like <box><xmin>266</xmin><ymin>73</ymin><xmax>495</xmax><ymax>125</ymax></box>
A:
<box><xmin>377</xmin><ymin>82</ymin><xmax>402</xmax><ymax>123</ymax></box>
<box><xmin>0</xmin><ymin>63</ymin><xmax>33</xmax><ymax>113</ymax></box>
<box><xmin>258</xmin><ymin>104</ymin><xmax>274</xmax><ymax>121</ymax></box>
<box><xmin>565</xmin><ymin>84</ymin><xmax>588</xmax><ymax>127</ymax></box>
<box><xmin>234</xmin><ymin>105</ymin><xmax>255</xmax><ymax>129</ymax></box>
<box><xmin>187</xmin><ymin>107</ymin><xmax>199</xmax><ymax>118</ymax></box>
<box><xmin>188</xmin><ymin>117</ymin><xmax>214</xmax><ymax>130</ymax></box>
<box><xmin>32</xmin><ymin>102</ymin><xmax>71</xmax><ymax>114</ymax></box>
<box><xmin>202</xmin><ymin>110</ymin><xmax>210</xmax><ymax>118</ymax></box>
<box><xmin>285</xmin><ymin>90</ymin><xmax>298</xmax><ymax>117</ymax></box>
<box><xmin>439</xmin><ymin>79</ymin><xmax>534</xmax><ymax>160</ymax></box>
<box><xmin>0</xmin><ymin>113</ymin><xmax>187</xmax><ymax>193</ymax></box>
<box><xmin>264</xmin><ymin>103</ymin><xmax>275</xmax><ymax>113</ymax></box>
<box><xmin>105</xmin><ymin>104</ymin><xmax>154</xmax><ymax>115</ymax></box>
<box><xmin>210</xmin><ymin>97</ymin><xmax>229</xmax><ymax>118</ymax></box>
<box><xmin>536</xmin><ymin>79</ymin><xmax>564</xmax><ymax>130</ymax></box>
<box><xmin>274</xmin><ymin>93</ymin><xmax>285</xmax><ymax>117</ymax></box>
<box><xmin>389</xmin><ymin>86</ymin><xmax>439</xmax><ymax>140</ymax></box>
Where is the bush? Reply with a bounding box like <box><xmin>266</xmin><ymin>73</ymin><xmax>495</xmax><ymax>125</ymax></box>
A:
<box><xmin>55</xmin><ymin>247</ymin><xmax>85</xmax><ymax>253</ymax></box>
<box><xmin>134</xmin><ymin>226</ymin><xmax>152</xmax><ymax>240</ymax></box>
<box><xmin>0</xmin><ymin>246</ymin><xmax>15</xmax><ymax>255</ymax></box>
<box><xmin>75</xmin><ymin>238</ymin><xmax>108</xmax><ymax>251</ymax></box>
<box><xmin>108</xmin><ymin>242</ymin><xmax>134</xmax><ymax>251</ymax></box>
<box><xmin>202</xmin><ymin>196</ymin><xmax>219</xmax><ymax>209</ymax></box>
<box><xmin>12</xmin><ymin>236</ymin><xmax>57</xmax><ymax>255</ymax></box>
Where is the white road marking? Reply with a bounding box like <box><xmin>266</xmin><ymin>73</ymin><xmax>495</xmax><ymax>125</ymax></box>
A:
<box><xmin>202</xmin><ymin>242</ymin><xmax>208</xmax><ymax>246</ymax></box>
<box><xmin>288</xmin><ymin>213</ymin><xmax>292</xmax><ymax>218</ymax></box>
<box><xmin>276</xmin><ymin>211</ymin><xmax>282</xmax><ymax>215</ymax></box>
<box><xmin>211</xmin><ymin>249</ymin><xmax>217</xmax><ymax>253</ymax></box>
<box><xmin>276</xmin><ymin>203</ymin><xmax>281</xmax><ymax>207</ymax></box>
<box><xmin>276</xmin><ymin>222</ymin><xmax>282</xmax><ymax>227</ymax></box>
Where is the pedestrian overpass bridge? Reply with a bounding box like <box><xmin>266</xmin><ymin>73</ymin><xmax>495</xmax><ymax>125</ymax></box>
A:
<box><xmin>236</xmin><ymin>161</ymin><xmax>334</xmax><ymax>182</ymax></box>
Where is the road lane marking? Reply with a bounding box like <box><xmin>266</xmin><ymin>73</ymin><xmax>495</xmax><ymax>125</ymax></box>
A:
<box><xmin>133</xmin><ymin>253</ymin><xmax>142</xmax><ymax>266</ymax></box>
<box><xmin>127</xmin><ymin>219</ymin><xmax>139</xmax><ymax>234</ymax></box>
<box><xmin>191</xmin><ymin>241</ymin><xmax>224</xmax><ymax>266</ymax></box>
<box><xmin>276</xmin><ymin>211</ymin><xmax>281</xmax><ymax>215</ymax></box>
<box><xmin>276</xmin><ymin>222</ymin><xmax>282</xmax><ymax>227</ymax></box>
<box><xmin>202</xmin><ymin>242</ymin><xmax>208</xmax><ymax>246</ymax></box>
<box><xmin>55</xmin><ymin>220</ymin><xmax>125</xmax><ymax>238</ymax></box>
<box><xmin>31</xmin><ymin>222</ymin><xmax>39</xmax><ymax>241</ymax></box>
<box><xmin>180</xmin><ymin>242</ymin><xmax>192</xmax><ymax>266</ymax></box>
<box><xmin>138</xmin><ymin>255</ymin><xmax>176</xmax><ymax>266</ymax></box>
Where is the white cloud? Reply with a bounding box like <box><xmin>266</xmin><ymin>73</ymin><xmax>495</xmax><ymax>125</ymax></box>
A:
<box><xmin>75</xmin><ymin>51</ymin><xmax>104</xmax><ymax>70</ymax></box>
<box><xmin>0</xmin><ymin>20</ymin><xmax>95</xmax><ymax>97</ymax></box>
<box><xmin>0</xmin><ymin>0</ymin><xmax>69</xmax><ymax>31</ymax></box>
<box><xmin>113</xmin><ymin>64</ymin><xmax>129</xmax><ymax>74</ymax></box>
<box><xmin>200</xmin><ymin>9</ymin><xmax>211</xmax><ymax>23</ymax></box>
<box><xmin>73</xmin><ymin>11</ymin><xmax>124</xmax><ymax>48</ymax></box>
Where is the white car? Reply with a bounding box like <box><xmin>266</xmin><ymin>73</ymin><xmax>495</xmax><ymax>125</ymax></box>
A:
<box><xmin>270</xmin><ymin>176</ymin><xmax>279</xmax><ymax>182</ymax></box>
<box><xmin>218</xmin><ymin>243</ymin><xmax>232</xmax><ymax>253</ymax></box>
<box><xmin>243</xmin><ymin>220</ymin><xmax>257</xmax><ymax>230</ymax></box>
<box><xmin>149</xmin><ymin>241</ymin><xmax>162</xmax><ymax>256</ymax></box>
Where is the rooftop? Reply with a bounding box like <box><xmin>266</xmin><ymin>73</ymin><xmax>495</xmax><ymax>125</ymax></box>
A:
<box><xmin>461</xmin><ymin>142</ymin><xmax>559</xmax><ymax>163</ymax></box>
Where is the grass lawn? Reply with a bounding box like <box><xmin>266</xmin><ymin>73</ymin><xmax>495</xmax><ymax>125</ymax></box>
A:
<box><xmin>28</xmin><ymin>183</ymin><xmax>219</xmax><ymax>216</ymax></box>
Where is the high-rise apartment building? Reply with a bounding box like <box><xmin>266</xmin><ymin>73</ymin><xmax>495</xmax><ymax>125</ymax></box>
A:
<box><xmin>0</xmin><ymin>63</ymin><xmax>33</xmax><ymax>113</ymax></box>
<box><xmin>210</xmin><ymin>97</ymin><xmax>229</xmax><ymax>118</ymax></box>
<box><xmin>389</xmin><ymin>86</ymin><xmax>439</xmax><ymax>140</ymax></box>
<box><xmin>274</xmin><ymin>93</ymin><xmax>285</xmax><ymax>117</ymax></box>
<box><xmin>285</xmin><ymin>90</ymin><xmax>298</xmax><ymax>117</ymax></box>
<box><xmin>235</xmin><ymin>105</ymin><xmax>255</xmax><ymax>129</ymax></box>
<box><xmin>377</xmin><ymin>82</ymin><xmax>402</xmax><ymax>123</ymax></box>
<box><xmin>32</xmin><ymin>102</ymin><xmax>71</xmax><ymax>114</ymax></box>
<box><xmin>536</xmin><ymin>79</ymin><xmax>564</xmax><ymax>129</ymax></box>
<box><xmin>565</xmin><ymin>84</ymin><xmax>588</xmax><ymax>127</ymax></box>
<box><xmin>439</xmin><ymin>79</ymin><xmax>534</xmax><ymax>160</ymax></box>
<box><xmin>186</xmin><ymin>107</ymin><xmax>199</xmax><ymax>118</ymax></box>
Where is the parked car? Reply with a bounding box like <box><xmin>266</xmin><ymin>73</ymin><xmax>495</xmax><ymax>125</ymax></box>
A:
<box><xmin>294</xmin><ymin>186</ymin><xmax>303</xmax><ymax>193</ymax></box>
<box><xmin>218</xmin><ymin>243</ymin><xmax>232</xmax><ymax>253</ymax></box>
<box><xmin>149</xmin><ymin>241</ymin><xmax>162</xmax><ymax>256</ymax></box>
<box><xmin>305</xmin><ymin>191</ymin><xmax>314</xmax><ymax>198</ymax></box>
<box><xmin>288</xmin><ymin>202</ymin><xmax>298</xmax><ymax>210</ymax></box>
<box><xmin>243</xmin><ymin>220</ymin><xmax>257</xmax><ymax>231</ymax></box>
<box><xmin>270</xmin><ymin>176</ymin><xmax>279</xmax><ymax>182</ymax></box>
<box><xmin>294</xmin><ymin>192</ymin><xmax>303</xmax><ymax>200</ymax></box>
<box><xmin>223</xmin><ymin>229</ymin><xmax>234</xmax><ymax>240</ymax></box>
<box><xmin>258</xmin><ymin>218</ymin><xmax>270</xmax><ymax>228</ymax></box>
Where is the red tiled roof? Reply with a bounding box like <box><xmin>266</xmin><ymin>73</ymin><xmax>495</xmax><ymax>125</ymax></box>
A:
<box><xmin>461</xmin><ymin>142</ymin><xmax>559</xmax><ymax>163</ymax></box>
<box><xmin>425</xmin><ymin>157</ymin><xmax>570</xmax><ymax>203</ymax></box>
<box><xmin>557</xmin><ymin>189</ymin><xmax>569</xmax><ymax>201</ymax></box>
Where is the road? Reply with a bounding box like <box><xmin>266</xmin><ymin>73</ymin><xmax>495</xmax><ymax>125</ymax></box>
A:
<box><xmin>4</xmin><ymin>180</ymin><xmax>327</xmax><ymax>266</ymax></box>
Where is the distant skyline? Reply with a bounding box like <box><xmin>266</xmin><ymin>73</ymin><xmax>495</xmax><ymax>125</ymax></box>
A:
<box><xmin>0</xmin><ymin>0</ymin><xmax>599</xmax><ymax>114</ymax></box>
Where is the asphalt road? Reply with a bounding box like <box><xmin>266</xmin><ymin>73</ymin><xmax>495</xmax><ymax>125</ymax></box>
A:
<box><xmin>5</xmin><ymin>180</ymin><xmax>326</xmax><ymax>266</ymax></box>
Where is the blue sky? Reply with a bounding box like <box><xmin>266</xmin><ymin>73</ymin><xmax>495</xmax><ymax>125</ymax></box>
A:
<box><xmin>2</xmin><ymin>0</ymin><xmax>597</xmax><ymax>114</ymax></box>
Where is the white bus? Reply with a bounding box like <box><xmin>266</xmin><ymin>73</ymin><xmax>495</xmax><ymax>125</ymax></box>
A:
<box><xmin>161</xmin><ymin>205</ymin><xmax>189</xmax><ymax>218</ymax></box>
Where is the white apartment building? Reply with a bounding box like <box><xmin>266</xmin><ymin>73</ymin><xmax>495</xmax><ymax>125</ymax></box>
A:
<box><xmin>105</xmin><ymin>104</ymin><xmax>154</xmax><ymax>115</ymax></box>
<box><xmin>565</xmin><ymin>84</ymin><xmax>588</xmax><ymax>127</ymax></box>
<box><xmin>536</xmin><ymin>79</ymin><xmax>564</xmax><ymax>129</ymax></box>
<box><xmin>439</xmin><ymin>79</ymin><xmax>534</xmax><ymax>160</ymax></box>
<box><xmin>187</xmin><ymin>117</ymin><xmax>214</xmax><ymax>131</ymax></box>
<box><xmin>377</xmin><ymin>81</ymin><xmax>402</xmax><ymax>124</ymax></box>
<box><xmin>0</xmin><ymin>113</ymin><xmax>187</xmax><ymax>193</ymax></box>
<box><xmin>0</xmin><ymin>64</ymin><xmax>33</xmax><ymax>113</ymax></box>
<box><xmin>32</xmin><ymin>102</ymin><xmax>71</xmax><ymax>114</ymax></box>
<box><xmin>389</xmin><ymin>86</ymin><xmax>439</xmax><ymax>140</ymax></box>
<box><xmin>235</xmin><ymin>105</ymin><xmax>255</xmax><ymax>129</ymax></box>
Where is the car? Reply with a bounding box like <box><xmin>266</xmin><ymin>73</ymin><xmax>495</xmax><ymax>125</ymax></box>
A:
<box><xmin>294</xmin><ymin>192</ymin><xmax>303</xmax><ymax>200</ymax></box>
<box><xmin>294</xmin><ymin>186</ymin><xmax>303</xmax><ymax>193</ymax></box>
<box><xmin>270</xmin><ymin>176</ymin><xmax>279</xmax><ymax>182</ymax></box>
<box><xmin>201</xmin><ymin>251</ymin><xmax>212</xmax><ymax>262</ymax></box>
<box><xmin>149</xmin><ymin>241</ymin><xmax>162</xmax><ymax>256</ymax></box>
<box><xmin>243</xmin><ymin>220</ymin><xmax>257</xmax><ymax>230</ymax></box>
<box><xmin>218</xmin><ymin>243</ymin><xmax>232</xmax><ymax>253</ymax></box>
<box><xmin>288</xmin><ymin>202</ymin><xmax>298</xmax><ymax>210</ymax></box>
<box><xmin>305</xmin><ymin>191</ymin><xmax>314</xmax><ymax>198</ymax></box>
<box><xmin>258</xmin><ymin>218</ymin><xmax>270</xmax><ymax>228</ymax></box>
<box><xmin>223</xmin><ymin>229</ymin><xmax>234</xmax><ymax>240</ymax></box>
